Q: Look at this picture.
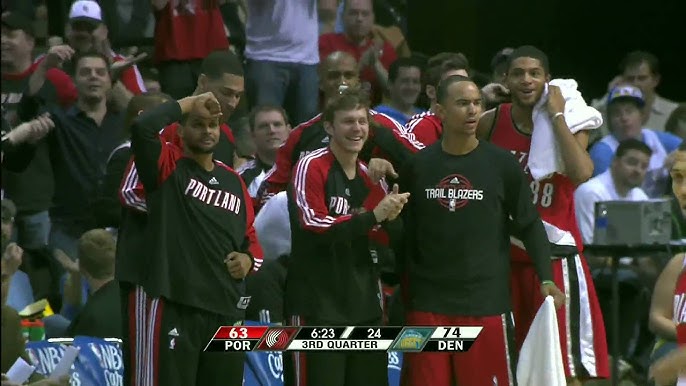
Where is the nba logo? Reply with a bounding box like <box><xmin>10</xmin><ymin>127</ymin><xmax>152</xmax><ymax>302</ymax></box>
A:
<box><xmin>449</xmin><ymin>199</ymin><xmax>456</xmax><ymax>212</ymax></box>
<box><xmin>169</xmin><ymin>338</ymin><xmax>176</xmax><ymax>350</ymax></box>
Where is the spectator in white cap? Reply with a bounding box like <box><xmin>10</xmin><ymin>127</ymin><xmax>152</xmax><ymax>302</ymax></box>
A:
<box><xmin>589</xmin><ymin>84</ymin><xmax>682</xmax><ymax>197</ymax></box>
<box><xmin>63</xmin><ymin>0</ymin><xmax>148</xmax><ymax>100</ymax></box>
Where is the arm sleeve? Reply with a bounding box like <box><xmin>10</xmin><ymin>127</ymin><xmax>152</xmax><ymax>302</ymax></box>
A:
<box><xmin>238</xmin><ymin>176</ymin><xmax>264</xmax><ymax>273</ymax></box>
<box><xmin>118</xmin><ymin>157</ymin><xmax>148</xmax><ymax>212</ymax></box>
<box><xmin>573</xmin><ymin>184</ymin><xmax>601</xmax><ymax>244</ymax></box>
<box><xmin>17</xmin><ymin>81</ymin><xmax>58</xmax><ymax>122</ymax></box>
<box><xmin>45</xmin><ymin>68</ymin><xmax>78</xmax><ymax>107</ymax></box>
<box><xmin>394</xmin><ymin>160</ymin><xmax>416</xmax><ymax>276</ymax></box>
<box><xmin>256</xmin><ymin>125</ymin><xmax>305</xmax><ymax>206</ymax></box>
<box><xmin>504</xmin><ymin>156</ymin><xmax>554</xmax><ymax>282</ymax></box>
<box><xmin>93</xmin><ymin>147</ymin><xmax>131</xmax><ymax>227</ymax></box>
<box><xmin>656</xmin><ymin>131</ymin><xmax>683</xmax><ymax>153</ymax></box>
<box><xmin>369</xmin><ymin>113</ymin><xmax>425</xmax><ymax>166</ymax></box>
<box><xmin>120</xmin><ymin>65</ymin><xmax>147</xmax><ymax>95</ymax></box>
<box><xmin>405</xmin><ymin>117</ymin><xmax>439</xmax><ymax>147</ymax></box>
<box><xmin>588</xmin><ymin>142</ymin><xmax>613</xmax><ymax>177</ymax></box>
<box><xmin>291</xmin><ymin>157</ymin><xmax>378</xmax><ymax>242</ymax></box>
<box><xmin>130</xmin><ymin>101</ymin><xmax>182</xmax><ymax>192</ymax></box>
<box><xmin>1</xmin><ymin>141</ymin><xmax>37</xmax><ymax>172</ymax></box>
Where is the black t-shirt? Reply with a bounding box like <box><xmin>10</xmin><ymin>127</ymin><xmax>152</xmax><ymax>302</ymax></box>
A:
<box><xmin>130</xmin><ymin>101</ymin><xmax>263</xmax><ymax>318</ymax></box>
<box><xmin>67</xmin><ymin>280</ymin><xmax>122</xmax><ymax>339</ymax></box>
<box><xmin>398</xmin><ymin>141</ymin><xmax>545</xmax><ymax>316</ymax></box>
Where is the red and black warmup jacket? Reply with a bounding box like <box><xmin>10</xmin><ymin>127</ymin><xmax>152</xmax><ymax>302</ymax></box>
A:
<box><xmin>130</xmin><ymin>101</ymin><xmax>262</xmax><ymax>318</ymax></box>
<box><xmin>256</xmin><ymin>110</ymin><xmax>425</xmax><ymax>208</ymax></box>
<box><xmin>286</xmin><ymin>147</ymin><xmax>398</xmax><ymax>324</ymax></box>
<box><xmin>115</xmin><ymin>121</ymin><xmax>235</xmax><ymax>287</ymax></box>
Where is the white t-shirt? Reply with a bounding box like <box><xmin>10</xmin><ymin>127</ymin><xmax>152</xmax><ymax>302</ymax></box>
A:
<box><xmin>245</xmin><ymin>0</ymin><xmax>319</xmax><ymax>64</ymax></box>
<box><xmin>574</xmin><ymin>169</ymin><xmax>649</xmax><ymax>244</ymax></box>
<box><xmin>254</xmin><ymin>191</ymin><xmax>291</xmax><ymax>262</ymax></box>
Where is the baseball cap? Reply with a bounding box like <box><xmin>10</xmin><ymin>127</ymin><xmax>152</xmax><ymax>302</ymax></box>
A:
<box><xmin>1</xmin><ymin>12</ymin><xmax>35</xmax><ymax>37</ymax></box>
<box><xmin>607</xmin><ymin>85</ymin><xmax>645</xmax><ymax>108</ymax></box>
<box><xmin>69</xmin><ymin>0</ymin><xmax>103</xmax><ymax>25</ymax></box>
<box><xmin>1</xmin><ymin>199</ymin><xmax>16</xmax><ymax>222</ymax></box>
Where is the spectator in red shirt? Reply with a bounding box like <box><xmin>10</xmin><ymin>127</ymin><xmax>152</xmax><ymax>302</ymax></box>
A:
<box><xmin>319</xmin><ymin>0</ymin><xmax>397</xmax><ymax>106</ymax></box>
<box><xmin>151</xmin><ymin>0</ymin><xmax>230</xmax><ymax>99</ymax></box>
<box><xmin>65</xmin><ymin>0</ymin><xmax>147</xmax><ymax>97</ymax></box>
<box><xmin>1</xmin><ymin>12</ymin><xmax>77</xmax><ymax>251</ymax></box>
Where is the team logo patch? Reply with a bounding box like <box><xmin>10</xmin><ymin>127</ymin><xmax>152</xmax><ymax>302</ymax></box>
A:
<box><xmin>425</xmin><ymin>174</ymin><xmax>484</xmax><ymax>211</ymax></box>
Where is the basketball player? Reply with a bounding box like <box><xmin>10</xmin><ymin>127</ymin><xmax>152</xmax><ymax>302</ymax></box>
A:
<box><xmin>127</xmin><ymin>92</ymin><xmax>262</xmax><ymax>386</ymax></box>
<box><xmin>398</xmin><ymin>75</ymin><xmax>565</xmax><ymax>386</ymax></box>
<box><xmin>477</xmin><ymin>45</ymin><xmax>609</xmax><ymax>384</ymax></box>
<box><xmin>287</xmin><ymin>87</ymin><xmax>408</xmax><ymax>386</ymax></box>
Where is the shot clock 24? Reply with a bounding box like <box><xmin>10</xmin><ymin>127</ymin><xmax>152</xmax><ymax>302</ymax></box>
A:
<box><xmin>203</xmin><ymin>326</ymin><xmax>483</xmax><ymax>353</ymax></box>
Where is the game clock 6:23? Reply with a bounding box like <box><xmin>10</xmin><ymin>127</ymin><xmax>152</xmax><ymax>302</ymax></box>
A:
<box><xmin>305</xmin><ymin>327</ymin><xmax>338</xmax><ymax>339</ymax></box>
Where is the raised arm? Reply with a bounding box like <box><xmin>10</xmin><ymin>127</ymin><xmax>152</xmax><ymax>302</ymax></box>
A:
<box><xmin>547</xmin><ymin>85</ymin><xmax>594</xmax><ymax>185</ymax></box>
<box><xmin>130</xmin><ymin>93</ymin><xmax>219</xmax><ymax>191</ymax></box>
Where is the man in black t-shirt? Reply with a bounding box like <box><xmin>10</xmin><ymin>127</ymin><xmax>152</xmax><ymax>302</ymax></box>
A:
<box><xmin>397</xmin><ymin>75</ymin><xmax>565</xmax><ymax>386</ymax></box>
<box><xmin>126</xmin><ymin>92</ymin><xmax>263</xmax><ymax>386</ymax></box>
<box><xmin>286</xmin><ymin>88</ymin><xmax>409</xmax><ymax>386</ymax></box>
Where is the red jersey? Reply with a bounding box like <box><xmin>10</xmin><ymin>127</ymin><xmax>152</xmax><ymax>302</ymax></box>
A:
<box><xmin>676</xmin><ymin>258</ymin><xmax>686</xmax><ymax>346</ymax></box>
<box><xmin>111</xmin><ymin>52</ymin><xmax>146</xmax><ymax>95</ymax></box>
<box><xmin>405</xmin><ymin>111</ymin><xmax>442</xmax><ymax>146</ymax></box>
<box><xmin>153</xmin><ymin>1</ymin><xmax>229</xmax><ymax>63</ymax></box>
<box><xmin>120</xmin><ymin>122</ymin><xmax>236</xmax><ymax>212</ymax></box>
<box><xmin>318</xmin><ymin>33</ymin><xmax>397</xmax><ymax>105</ymax></box>
<box><xmin>489</xmin><ymin>103</ymin><xmax>582</xmax><ymax>261</ymax></box>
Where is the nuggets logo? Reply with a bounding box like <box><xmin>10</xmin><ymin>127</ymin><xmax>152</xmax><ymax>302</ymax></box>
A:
<box><xmin>392</xmin><ymin>328</ymin><xmax>432</xmax><ymax>351</ymax></box>
<box><xmin>425</xmin><ymin>174</ymin><xmax>484</xmax><ymax>211</ymax></box>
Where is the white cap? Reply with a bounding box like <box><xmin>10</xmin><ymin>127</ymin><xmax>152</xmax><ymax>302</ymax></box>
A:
<box><xmin>68</xmin><ymin>0</ymin><xmax>103</xmax><ymax>24</ymax></box>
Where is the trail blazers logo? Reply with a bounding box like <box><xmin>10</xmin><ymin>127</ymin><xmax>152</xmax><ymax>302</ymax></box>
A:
<box><xmin>425</xmin><ymin>174</ymin><xmax>484</xmax><ymax>211</ymax></box>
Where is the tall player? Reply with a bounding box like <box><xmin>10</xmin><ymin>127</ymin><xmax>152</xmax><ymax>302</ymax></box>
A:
<box><xmin>256</xmin><ymin>51</ymin><xmax>424</xmax><ymax>208</ymax></box>
<box><xmin>126</xmin><ymin>92</ymin><xmax>262</xmax><ymax>386</ymax></box>
<box><xmin>477</xmin><ymin>45</ymin><xmax>609</xmax><ymax>384</ymax></box>
<box><xmin>397</xmin><ymin>75</ymin><xmax>565</xmax><ymax>386</ymax></box>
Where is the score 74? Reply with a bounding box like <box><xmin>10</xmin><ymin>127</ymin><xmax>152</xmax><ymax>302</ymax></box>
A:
<box><xmin>431</xmin><ymin>327</ymin><xmax>483</xmax><ymax>340</ymax></box>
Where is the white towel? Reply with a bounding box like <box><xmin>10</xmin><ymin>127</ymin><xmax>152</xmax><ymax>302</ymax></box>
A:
<box><xmin>528</xmin><ymin>79</ymin><xmax>603</xmax><ymax>180</ymax></box>
<box><xmin>516</xmin><ymin>296</ymin><xmax>566</xmax><ymax>386</ymax></box>
<box><xmin>254</xmin><ymin>191</ymin><xmax>291</xmax><ymax>262</ymax></box>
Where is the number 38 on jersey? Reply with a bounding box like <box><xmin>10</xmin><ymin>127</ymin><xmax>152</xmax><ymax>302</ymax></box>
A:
<box><xmin>530</xmin><ymin>180</ymin><xmax>555</xmax><ymax>208</ymax></box>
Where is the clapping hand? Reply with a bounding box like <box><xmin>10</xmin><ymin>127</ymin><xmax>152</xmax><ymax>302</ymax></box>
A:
<box><xmin>373</xmin><ymin>184</ymin><xmax>410</xmax><ymax>222</ymax></box>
